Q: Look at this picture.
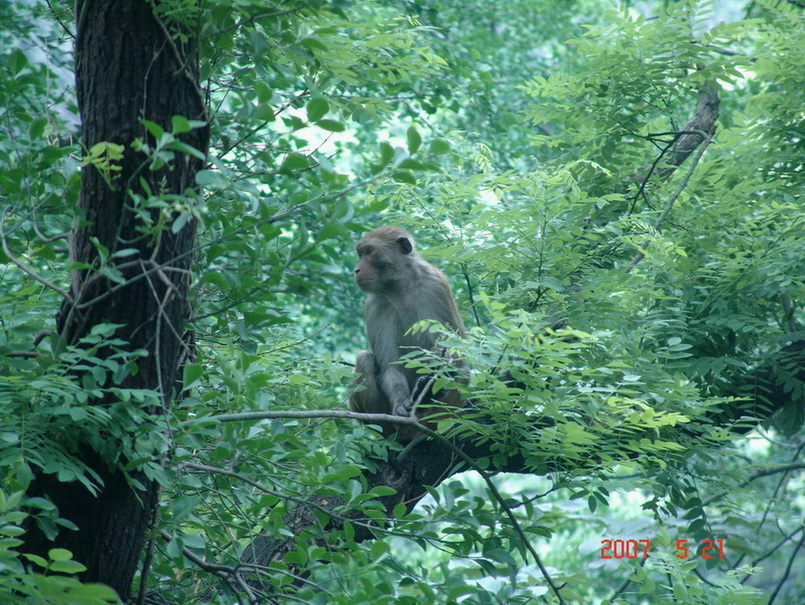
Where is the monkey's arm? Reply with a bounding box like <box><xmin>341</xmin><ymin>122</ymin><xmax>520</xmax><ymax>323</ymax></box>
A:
<box><xmin>369</xmin><ymin>315</ymin><xmax>415</xmax><ymax>416</ymax></box>
<box><xmin>380</xmin><ymin>365</ymin><xmax>413</xmax><ymax>416</ymax></box>
<box><xmin>424</xmin><ymin>271</ymin><xmax>466</xmax><ymax>335</ymax></box>
<box><xmin>350</xmin><ymin>351</ymin><xmax>387</xmax><ymax>415</ymax></box>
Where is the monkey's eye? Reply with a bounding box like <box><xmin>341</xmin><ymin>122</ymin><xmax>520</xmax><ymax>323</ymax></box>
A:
<box><xmin>360</xmin><ymin>246</ymin><xmax>374</xmax><ymax>256</ymax></box>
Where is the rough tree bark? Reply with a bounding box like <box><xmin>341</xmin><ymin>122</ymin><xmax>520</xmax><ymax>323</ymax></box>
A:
<box><xmin>23</xmin><ymin>0</ymin><xmax>208</xmax><ymax>599</ymax></box>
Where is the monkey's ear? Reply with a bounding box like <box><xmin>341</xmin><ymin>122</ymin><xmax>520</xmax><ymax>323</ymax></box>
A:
<box><xmin>396</xmin><ymin>236</ymin><xmax>414</xmax><ymax>255</ymax></box>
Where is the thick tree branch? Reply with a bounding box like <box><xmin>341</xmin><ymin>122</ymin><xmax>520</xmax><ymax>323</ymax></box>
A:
<box><xmin>630</xmin><ymin>81</ymin><xmax>720</xmax><ymax>194</ymax></box>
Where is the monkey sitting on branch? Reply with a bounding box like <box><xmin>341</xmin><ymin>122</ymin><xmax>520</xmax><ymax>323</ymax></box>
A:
<box><xmin>349</xmin><ymin>226</ymin><xmax>467</xmax><ymax>439</ymax></box>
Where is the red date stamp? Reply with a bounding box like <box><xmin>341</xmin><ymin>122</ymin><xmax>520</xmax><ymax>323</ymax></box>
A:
<box><xmin>600</xmin><ymin>539</ymin><xmax>725</xmax><ymax>559</ymax></box>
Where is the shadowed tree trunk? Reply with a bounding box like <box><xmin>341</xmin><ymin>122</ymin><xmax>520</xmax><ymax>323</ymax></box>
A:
<box><xmin>23</xmin><ymin>0</ymin><xmax>208</xmax><ymax>598</ymax></box>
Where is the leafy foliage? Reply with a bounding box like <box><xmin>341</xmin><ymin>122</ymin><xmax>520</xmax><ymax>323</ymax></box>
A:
<box><xmin>0</xmin><ymin>491</ymin><xmax>120</xmax><ymax>604</ymax></box>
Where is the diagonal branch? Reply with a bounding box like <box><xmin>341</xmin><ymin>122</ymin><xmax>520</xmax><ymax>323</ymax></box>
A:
<box><xmin>630</xmin><ymin>81</ymin><xmax>720</xmax><ymax>195</ymax></box>
<box><xmin>626</xmin><ymin>127</ymin><xmax>714</xmax><ymax>272</ymax></box>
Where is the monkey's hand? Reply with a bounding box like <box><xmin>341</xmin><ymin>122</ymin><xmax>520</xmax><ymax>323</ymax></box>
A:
<box><xmin>392</xmin><ymin>397</ymin><xmax>414</xmax><ymax>417</ymax></box>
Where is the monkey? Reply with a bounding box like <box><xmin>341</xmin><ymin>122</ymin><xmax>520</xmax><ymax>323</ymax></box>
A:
<box><xmin>349</xmin><ymin>226</ymin><xmax>466</xmax><ymax>438</ymax></box>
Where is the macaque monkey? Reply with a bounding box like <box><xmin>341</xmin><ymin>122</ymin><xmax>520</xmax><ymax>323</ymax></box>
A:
<box><xmin>349</xmin><ymin>226</ymin><xmax>466</xmax><ymax>437</ymax></box>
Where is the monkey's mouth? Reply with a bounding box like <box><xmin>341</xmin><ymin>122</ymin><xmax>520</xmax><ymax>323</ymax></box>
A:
<box><xmin>355</xmin><ymin>275</ymin><xmax>376</xmax><ymax>289</ymax></box>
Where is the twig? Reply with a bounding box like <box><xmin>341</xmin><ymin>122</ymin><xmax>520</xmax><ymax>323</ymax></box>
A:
<box><xmin>184</xmin><ymin>408</ymin><xmax>566</xmax><ymax>603</ymax></box>
<box><xmin>625</xmin><ymin>129</ymin><xmax>713</xmax><ymax>273</ymax></box>
<box><xmin>766</xmin><ymin>528</ymin><xmax>804</xmax><ymax>604</ymax></box>
<box><xmin>0</xmin><ymin>209</ymin><xmax>73</xmax><ymax>302</ymax></box>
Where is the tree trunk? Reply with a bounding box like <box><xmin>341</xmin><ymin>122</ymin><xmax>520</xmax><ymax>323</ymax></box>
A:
<box><xmin>24</xmin><ymin>0</ymin><xmax>208</xmax><ymax>599</ymax></box>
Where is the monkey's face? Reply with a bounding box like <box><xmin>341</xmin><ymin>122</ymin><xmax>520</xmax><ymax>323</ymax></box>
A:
<box><xmin>354</xmin><ymin>243</ymin><xmax>387</xmax><ymax>293</ymax></box>
<box><xmin>354</xmin><ymin>232</ymin><xmax>414</xmax><ymax>294</ymax></box>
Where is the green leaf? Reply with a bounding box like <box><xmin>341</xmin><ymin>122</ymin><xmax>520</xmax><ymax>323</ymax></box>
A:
<box><xmin>168</xmin><ymin>140</ymin><xmax>206</xmax><ymax>161</ymax></box>
<box><xmin>48</xmin><ymin>548</ymin><xmax>73</xmax><ymax>561</ymax></box>
<box><xmin>379</xmin><ymin>142</ymin><xmax>395</xmax><ymax>165</ymax></box>
<box><xmin>50</xmin><ymin>559</ymin><xmax>88</xmax><ymax>574</ymax></box>
<box><xmin>171</xmin><ymin>212</ymin><xmax>190</xmax><ymax>234</ymax></box>
<box><xmin>307</xmin><ymin>97</ymin><xmax>330</xmax><ymax>122</ymax></box>
<box><xmin>195</xmin><ymin>170</ymin><xmax>228</xmax><ymax>186</ymax></box>
<box><xmin>140</xmin><ymin>119</ymin><xmax>165</xmax><ymax>138</ymax></box>
<box><xmin>255</xmin><ymin>103</ymin><xmax>276</xmax><ymax>122</ymax></box>
<box><xmin>299</xmin><ymin>36</ymin><xmax>327</xmax><ymax>51</ymax></box>
<box><xmin>407</xmin><ymin>125</ymin><xmax>422</xmax><ymax>154</ymax></box>
<box><xmin>23</xmin><ymin>553</ymin><xmax>48</xmax><ymax>567</ymax></box>
<box><xmin>65</xmin><ymin>583</ymin><xmax>120</xmax><ymax>602</ymax></box>
<box><xmin>280</xmin><ymin>152</ymin><xmax>310</xmax><ymax>172</ymax></box>
<box><xmin>429</xmin><ymin>139</ymin><xmax>450</xmax><ymax>154</ymax></box>
<box><xmin>255</xmin><ymin>81</ymin><xmax>273</xmax><ymax>103</ymax></box>
<box><xmin>16</xmin><ymin>462</ymin><xmax>32</xmax><ymax>488</ymax></box>
<box><xmin>317</xmin><ymin>119</ymin><xmax>345</xmax><ymax>132</ymax></box>
<box><xmin>392</xmin><ymin>170</ymin><xmax>416</xmax><ymax>185</ymax></box>
<box><xmin>8</xmin><ymin>49</ymin><xmax>28</xmax><ymax>75</ymax></box>
<box><xmin>183</xmin><ymin>363</ymin><xmax>204</xmax><ymax>389</ymax></box>
<box><xmin>367</xmin><ymin>485</ymin><xmax>397</xmax><ymax>497</ymax></box>
<box><xmin>343</xmin><ymin>520</ymin><xmax>355</xmax><ymax>541</ymax></box>
<box><xmin>397</xmin><ymin>158</ymin><xmax>440</xmax><ymax>172</ymax></box>
<box><xmin>29</xmin><ymin>118</ymin><xmax>47</xmax><ymax>139</ymax></box>
<box><xmin>171</xmin><ymin>115</ymin><xmax>192</xmax><ymax>134</ymax></box>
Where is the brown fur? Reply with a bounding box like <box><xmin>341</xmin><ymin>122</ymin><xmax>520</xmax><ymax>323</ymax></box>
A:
<box><xmin>350</xmin><ymin>227</ymin><xmax>466</xmax><ymax>438</ymax></box>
